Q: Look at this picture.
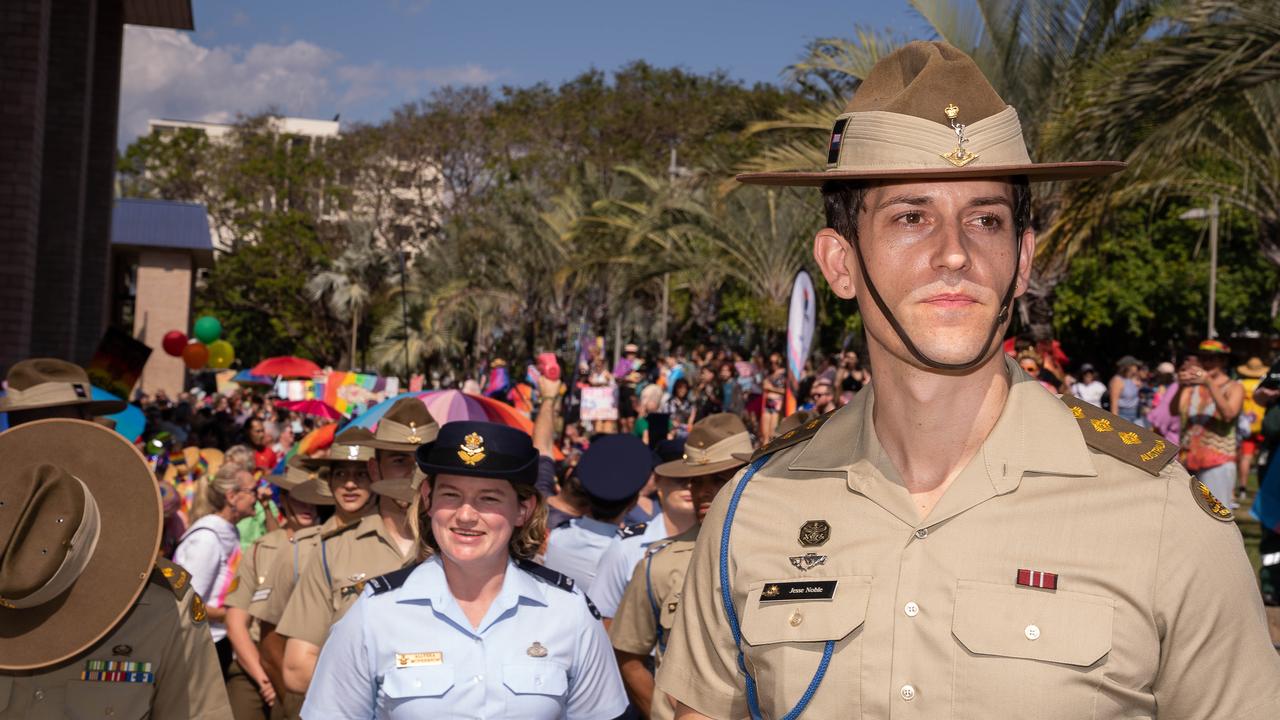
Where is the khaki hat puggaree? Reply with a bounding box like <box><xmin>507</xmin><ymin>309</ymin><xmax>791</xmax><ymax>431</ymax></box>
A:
<box><xmin>655</xmin><ymin>413</ymin><xmax>752</xmax><ymax>479</ymax></box>
<box><xmin>269</xmin><ymin>456</ymin><xmax>334</xmax><ymax>506</ymax></box>
<box><xmin>0</xmin><ymin>358</ymin><xmax>126</xmax><ymax>416</ymax></box>
<box><xmin>0</xmin><ymin>419</ymin><xmax>161</xmax><ymax>670</ymax></box>
<box><xmin>738</xmin><ymin>41</ymin><xmax>1124</xmax><ymax>186</ymax></box>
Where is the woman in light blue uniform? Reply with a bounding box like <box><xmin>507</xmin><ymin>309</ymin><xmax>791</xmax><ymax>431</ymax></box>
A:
<box><xmin>304</xmin><ymin>421</ymin><xmax>628</xmax><ymax>720</ymax></box>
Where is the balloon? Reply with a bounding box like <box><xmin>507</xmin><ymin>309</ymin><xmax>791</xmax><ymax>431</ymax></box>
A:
<box><xmin>182</xmin><ymin>341</ymin><xmax>209</xmax><ymax>370</ymax></box>
<box><xmin>207</xmin><ymin>340</ymin><xmax>235</xmax><ymax>369</ymax></box>
<box><xmin>162</xmin><ymin>330</ymin><xmax>188</xmax><ymax>357</ymax></box>
<box><xmin>193</xmin><ymin>316</ymin><xmax>222</xmax><ymax>344</ymax></box>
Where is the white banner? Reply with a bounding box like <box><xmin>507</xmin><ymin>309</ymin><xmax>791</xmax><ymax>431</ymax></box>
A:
<box><xmin>787</xmin><ymin>271</ymin><xmax>817</xmax><ymax>385</ymax></box>
<box><xmin>580</xmin><ymin>386</ymin><xmax>618</xmax><ymax>421</ymax></box>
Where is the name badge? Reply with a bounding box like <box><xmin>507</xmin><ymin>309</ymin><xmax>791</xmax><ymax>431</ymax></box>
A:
<box><xmin>396</xmin><ymin>652</ymin><xmax>443</xmax><ymax>668</ymax></box>
<box><xmin>759</xmin><ymin>580</ymin><xmax>837</xmax><ymax>603</ymax></box>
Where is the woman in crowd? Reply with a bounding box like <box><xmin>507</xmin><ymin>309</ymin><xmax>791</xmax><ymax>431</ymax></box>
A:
<box><xmin>661</xmin><ymin>377</ymin><xmax>694</xmax><ymax>437</ymax></box>
<box><xmin>1110</xmin><ymin>355</ymin><xmax>1144</xmax><ymax>422</ymax></box>
<box><xmin>174</xmin><ymin>461</ymin><xmax>260</xmax><ymax>675</ymax></box>
<box><xmin>304</xmin><ymin>421</ymin><xmax>627</xmax><ymax>719</ymax></box>
<box><xmin>761</xmin><ymin>353</ymin><xmax>787</xmax><ymax>443</ymax></box>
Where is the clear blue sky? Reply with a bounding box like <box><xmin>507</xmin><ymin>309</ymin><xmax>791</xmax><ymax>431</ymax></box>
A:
<box><xmin>120</xmin><ymin>1</ymin><xmax>924</xmax><ymax>144</ymax></box>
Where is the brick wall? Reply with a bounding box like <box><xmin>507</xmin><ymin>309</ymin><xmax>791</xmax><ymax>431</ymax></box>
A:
<box><xmin>30</xmin><ymin>0</ymin><xmax>98</xmax><ymax>360</ymax></box>
<box><xmin>0</xmin><ymin>0</ymin><xmax>51</xmax><ymax>375</ymax></box>
<box><xmin>76</xmin><ymin>0</ymin><xmax>123</xmax><ymax>363</ymax></box>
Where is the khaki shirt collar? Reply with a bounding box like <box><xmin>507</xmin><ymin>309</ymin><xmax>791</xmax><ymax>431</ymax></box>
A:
<box><xmin>790</xmin><ymin>356</ymin><xmax>1095</xmax><ymax>525</ymax></box>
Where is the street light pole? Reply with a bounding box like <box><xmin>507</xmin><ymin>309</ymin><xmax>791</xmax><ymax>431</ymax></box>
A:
<box><xmin>1179</xmin><ymin>195</ymin><xmax>1221</xmax><ymax>339</ymax></box>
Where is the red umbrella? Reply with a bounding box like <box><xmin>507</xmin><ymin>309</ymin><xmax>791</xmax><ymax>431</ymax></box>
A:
<box><xmin>276</xmin><ymin>399</ymin><xmax>346</xmax><ymax>420</ymax></box>
<box><xmin>251</xmin><ymin>356</ymin><xmax>322</xmax><ymax>378</ymax></box>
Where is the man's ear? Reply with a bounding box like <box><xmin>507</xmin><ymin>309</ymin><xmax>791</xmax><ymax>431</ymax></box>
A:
<box><xmin>1013</xmin><ymin>227</ymin><xmax>1037</xmax><ymax>298</ymax></box>
<box><xmin>366</xmin><ymin>457</ymin><xmax>381</xmax><ymax>483</ymax></box>
<box><xmin>814</xmin><ymin>228</ymin><xmax>857</xmax><ymax>300</ymax></box>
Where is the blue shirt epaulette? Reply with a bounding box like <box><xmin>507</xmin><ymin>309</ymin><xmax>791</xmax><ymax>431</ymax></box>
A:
<box><xmin>517</xmin><ymin>558</ymin><xmax>576</xmax><ymax>593</ymax></box>
<box><xmin>366</xmin><ymin>562</ymin><xmax>420</xmax><ymax>595</ymax></box>
<box><xmin>617</xmin><ymin>522</ymin><xmax>648</xmax><ymax>539</ymax></box>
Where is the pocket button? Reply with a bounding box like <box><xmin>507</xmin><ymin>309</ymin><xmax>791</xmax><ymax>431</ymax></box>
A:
<box><xmin>1025</xmin><ymin>624</ymin><xmax>1041</xmax><ymax>641</ymax></box>
<box><xmin>788</xmin><ymin>611</ymin><xmax>803</xmax><ymax>627</ymax></box>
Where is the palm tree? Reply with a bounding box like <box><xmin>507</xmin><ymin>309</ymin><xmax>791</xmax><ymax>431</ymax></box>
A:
<box><xmin>306</xmin><ymin>222</ymin><xmax>385</xmax><ymax>368</ymax></box>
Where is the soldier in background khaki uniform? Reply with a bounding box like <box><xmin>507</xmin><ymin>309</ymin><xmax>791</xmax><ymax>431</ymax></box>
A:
<box><xmin>252</xmin><ymin>449</ymin><xmax>376</xmax><ymax>720</ymax></box>
<box><xmin>223</xmin><ymin>462</ymin><xmax>332</xmax><ymax>720</ymax></box>
<box><xmin>277</xmin><ymin>398</ymin><xmax>437</xmax><ymax>694</ymax></box>
<box><xmin>656</xmin><ymin>42</ymin><xmax>1280</xmax><ymax>720</ymax></box>
<box><xmin>0</xmin><ymin>419</ymin><xmax>232</xmax><ymax>720</ymax></box>
<box><xmin>609</xmin><ymin>415</ymin><xmax>751</xmax><ymax>720</ymax></box>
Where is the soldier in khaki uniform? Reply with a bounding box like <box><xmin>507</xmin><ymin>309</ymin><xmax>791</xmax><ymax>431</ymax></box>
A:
<box><xmin>251</xmin><ymin>448</ymin><xmax>377</xmax><ymax>719</ymax></box>
<box><xmin>278</xmin><ymin>398</ymin><xmax>437</xmax><ymax>694</ymax></box>
<box><xmin>609</xmin><ymin>415</ymin><xmax>752</xmax><ymax>720</ymax></box>
<box><xmin>0</xmin><ymin>418</ymin><xmax>233</xmax><ymax>719</ymax></box>
<box><xmin>224</xmin><ymin>461</ymin><xmax>331</xmax><ymax>720</ymax></box>
<box><xmin>656</xmin><ymin>42</ymin><xmax>1280</xmax><ymax>720</ymax></box>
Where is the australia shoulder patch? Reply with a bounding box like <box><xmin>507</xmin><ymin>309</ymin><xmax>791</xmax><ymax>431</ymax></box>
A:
<box><xmin>750</xmin><ymin>411</ymin><xmax>834</xmax><ymax>463</ymax></box>
<box><xmin>1059</xmin><ymin>397</ymin><xmax>1175</xmax><ymax>476</ymax></box>
<box><xmin>1190</xmin><ymin>476</ymin><xmax>1235</xmax><ymax>522</ymax></box>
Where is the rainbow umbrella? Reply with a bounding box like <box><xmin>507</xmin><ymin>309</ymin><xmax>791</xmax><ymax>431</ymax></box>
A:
<box><xmin>342</xmin><ymin>390</ymin><xmax>534</xmax><ymax>433</ymax></box>
<box><xmin>285</xmin><ymin>422</ymin><xmax>338</xmax><ymax>462</ymax></box>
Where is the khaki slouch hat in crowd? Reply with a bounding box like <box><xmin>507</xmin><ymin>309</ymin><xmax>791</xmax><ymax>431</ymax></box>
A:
<box><xmin>0</xmin><ymin>358</ymin><xmax>126</xmax><ymax>416</ymax></box>
<box><xmin>0</xmin><ymin>419</ymin><xmax>161</xmax><ymax>670</ymax></box>
<box><xmin>335</xmin><ymin>397</ymin><xmax>440</xmax><ymax>502</ymax></box>
<box><xmin>655</xmin><ymin>413</ymin><xmax>752</xmax><ymax>478</ymax></box>
<box><xmin>270</xmin><ymin>456</ymin><xmax>334</xmax><ymax>506</ymax></box>
<box><xmin>737</xmin><ymin>41</ymin><xmax>1125</xmax><ymax>186</ymax></box>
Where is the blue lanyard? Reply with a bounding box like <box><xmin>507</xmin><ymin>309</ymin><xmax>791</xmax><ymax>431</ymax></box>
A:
<box><xmin>645</xmin><ymin>539</ymin><xmax>676</xmax><ymax>654</ymax></box>
<box><xmin>718</xmin><ymin>454</ymin><xmax>834</xmax><ymax>720</ymax></box>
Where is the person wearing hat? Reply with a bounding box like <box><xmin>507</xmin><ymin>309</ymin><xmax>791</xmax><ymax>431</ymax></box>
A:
<box><xmin>608</xmin><ymin>415</ymin><xmax>753</xmax><ymax>720</ymax></box>
<box><xmin>222</xmin><ymin>460</ymin><xmax>330</xmax><ymax>720</ymax></box>
<box><xmin>0</xmin><ymin>358</ymin><xmax>126</xmax><ymax>425</ymax></box>
<box><xmin>590</xmin><ymin>414</ymin><xmax>753</xmax><ymax>626</ymax></box>
<box><xmin>655</xmin><ymin>41</ymin><xmax>1280</xmax><ymax>720</ymax></box>
<box><xmin>1068</xmin><ymin>363</ymin><xmax>1106</xmax><ymax>407</ymax></box>
<box><xmin>588</xmin><ymin>436</ymin><xmax>700</xmax><ymax>625</ymax></box>
<box><xmin>1108</xmin><ymin>354</ymin><xmax>1143</xmax><ymax>423</ymax></box>
<box><xmin>278</xmin><ymin>398</ymin><xmax>436</xmax><ymax>695</ymax></box>
<box><xmin>1237</xmin><ymin>356</ymin><xmax>1269</xmax><ymax>500</ymax></box>
<box><xmin>0</xmin><ymin>419</ymin><xmax>233</xmax><ymax>719</ymax></box>
<box><xmin>302</xmin><ymin>421</ymin><xmax>627</xmax><ymax>719</ymax></box>
<box><xmin>251</xmin><ymin>450</ymin><xmax>376</xmax><ymax>720</ymax></box>
<box><xmin>543</xmin><ymin>433</ymin><xmax>656</xmax><ymax>588</ymax></box>
<box><xmin>1174</xmin><ymin>339</ymin><xmax>1245</xmax><ymax>509</ymax></box>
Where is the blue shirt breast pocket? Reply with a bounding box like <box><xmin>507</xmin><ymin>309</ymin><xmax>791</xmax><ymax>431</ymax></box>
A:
<box><xmin>379</xmin><ymin>665</ymin><xmax>455</xmax><ymax>715</ymax></box>
<box><xmin>503</xmin><ymin>662</ymin><xmax>569</xmax><ymax>706</ymax></box>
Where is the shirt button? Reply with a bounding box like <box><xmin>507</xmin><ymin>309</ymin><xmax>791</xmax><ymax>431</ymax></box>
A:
<box><xmin>1025</xmin><ymin>624</ymin><xmax>1041</xmax><ymax>641</ymax></box>
<box><xmin>904</xmin><ymin>602</ymin><xmax>920</xmax><ymax>617</ymax></box>
<box><xmin>914</xmin><ymin>527</ymin><xmax>928</xmax><ymax>540</ymax></box>
<box><xmin>900</xmin><ymin>684</ymin><xmax>916</xmax><ymax>701</ymax></box>
<box><xmin>473</xmin><ymin>675</ymin><xmax>483</xmax><ymax>683</ymax></box>
<box><xmin>34</xmin><ymin>690</ymin><xmax>45</xmax><ymax>701</ymax></box>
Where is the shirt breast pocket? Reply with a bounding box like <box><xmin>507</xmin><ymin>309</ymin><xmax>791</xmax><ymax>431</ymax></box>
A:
<box><xmin>740</xmin><ymin>575</ymin><xmax>871</xmax><ymax>717</ymax></box>
<box><xmin>951</xmin><ymin>579</ymin><xmax>1114</xmax><ymax>720</ymax></box>
<box><xmin>379</xmin><ymin>665</ymin><xmax>455</xmax><ymax>716</ymax></box>
<box><xmin>64</xmin><ymin>681</ymin><xmax>153</xmax><ymax>720</ymax></box>
<box><xmin>504</xmin><ymin>663</ymin><xmax>569</xmax><ymax>714</ymax></box>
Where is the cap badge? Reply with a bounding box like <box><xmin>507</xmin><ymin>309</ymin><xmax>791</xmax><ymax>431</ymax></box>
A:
<box><xmin>458</xmin><ymin>432</ymin><xmax>486</xmax><ymax>466</ymax></box>
<box><xmin>941</xmin><ymin>103</ymin><xmax>979</xmax><ymax>167</ymax></box>
<box><xmin>526</xmin><ymin>641</ymin><xmax>548</xmax><ymax>658</ymax></box>
<box><xmin>406</xmin><ymin>422</ymin><xmax>422</xmax><ymax>444</ymax></box>
<box><xmin>347</xmin><ymin>445</ymin><xmax>360</xmax><ymax>460</ymax></box>
<box><xmin>798</xmin><ymin>520</ymin><xmax>830</xmax><ymax>547</ymax></box>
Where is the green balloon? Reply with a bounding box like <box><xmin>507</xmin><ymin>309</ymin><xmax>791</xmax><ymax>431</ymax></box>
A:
<box><xmin>193</xmin><ymin>316</ymin><xmax>222</xmax><ymax>344</ymax></box>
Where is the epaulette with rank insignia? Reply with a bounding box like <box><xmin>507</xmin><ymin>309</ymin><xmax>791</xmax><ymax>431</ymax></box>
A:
<box><xmin>321</xmin><ymin>521</ymin><xmax>360</xmax><ymax>541</ymax></box>
<box><xmin>749</xmin><ymin>411</ymin><xmax>834</xmax><ymax>462</ymax></box>
<box><xmin>1059</xmin><ymin>396</ymin><xmax>1176</xmax><ymax>476</ymax></box>
<box><xmin>152</xmin><ymin>558</ymin><xmax>192</xmax><ymax>601</ymax></box>
<box><xmin>366</xmin><ymin>563</ymin><xmax>420</xmax><ymax>595</ymax></box>
<box><xmin>617</xmin><ymin>522</ymin><xmax>647</xmax><ymax>539</ymax></box>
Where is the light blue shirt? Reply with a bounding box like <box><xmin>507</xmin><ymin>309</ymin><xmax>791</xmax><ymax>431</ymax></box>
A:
<box><xmin>543</xmin><ymin>517</ymin><xmax>618</xmax><ymax>589</ymax></box>
<box><xmin>587</xmin><ymin>516</ymin><xmax>672</xmax><ymax>618</ymax></box>
<box><xmin>303</xmin><ymin>556</ymin><xmax>628</xmax><ymax>720</ymax></box>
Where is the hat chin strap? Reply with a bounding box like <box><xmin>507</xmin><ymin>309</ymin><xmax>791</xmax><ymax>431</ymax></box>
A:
<box><xmin>848</xmin><ymin>231</ymin><xmax>1021</xmax><ymax>372</ymax></box>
